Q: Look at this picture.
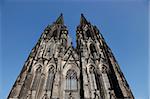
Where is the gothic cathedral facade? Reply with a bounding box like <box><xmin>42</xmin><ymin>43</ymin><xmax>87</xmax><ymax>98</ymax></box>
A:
<box><xmin>8</xmin><ymin>14</ymin><xmax>134</xmax><ymax>99</ymax></box>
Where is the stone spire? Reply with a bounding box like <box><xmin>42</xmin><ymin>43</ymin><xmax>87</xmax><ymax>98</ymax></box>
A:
<box><xmin>80</xmin><ymin>13</ymin><xmax>89</xmax><ymax>25</ymax></box>
<box><xmin>55</xmin><ymin>13</ymin><xmax>64</xmax><ymax>24</ymax></box>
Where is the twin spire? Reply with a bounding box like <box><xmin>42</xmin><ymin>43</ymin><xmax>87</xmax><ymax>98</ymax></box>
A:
<box><xmin>55</xmin><ymin>13</ymin><xmax>89</xmax><ymax>25</ymax></box>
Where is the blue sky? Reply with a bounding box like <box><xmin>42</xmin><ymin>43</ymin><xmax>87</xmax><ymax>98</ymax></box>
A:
<box><xmin>1</xmin><ymin>0</ymin><xmax>149</xmax><ymax>99</ymax></box>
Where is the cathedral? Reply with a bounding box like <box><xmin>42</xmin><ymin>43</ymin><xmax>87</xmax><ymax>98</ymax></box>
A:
<box><xmin>8</xmin><ymin>14</ymin><xmax>134</xmax><ymax>99</ymax></box>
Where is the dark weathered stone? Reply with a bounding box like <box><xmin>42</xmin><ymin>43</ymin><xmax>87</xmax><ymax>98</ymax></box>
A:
<box><xmin>8</xmin><ymin>14</ymin><xmax>134</xmax><ymax>99</ymax></box>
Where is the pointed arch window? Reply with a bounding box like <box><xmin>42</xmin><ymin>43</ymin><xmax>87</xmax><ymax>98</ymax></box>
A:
<box><xmin>89</xmin><ymin>66</ymin><xmax>96</xmax><ymax>90</ymax></box>
<box><xmin>66</xmin><ymin>69</ymin><xmax>78</xmax><ymax>91</ymax></box>
<box><xmin>89</xmin><ymin>66</ymin><xmax>104</xmax><ymax>98</ymax></box>
<box><xmin>86</xmin><ymin>29</ymin><xmax>91</xmax><ymax>38</ymax></box>
<box><xmin>32</xmin><ymin>66</ymin><xmax>42</xmax><ymax>90</ymax></box>
<box><xmin>37</xmin><ymin>44</ymin><xmax>46</xmax><ymax>58</ymax></box>
<box><xmin>46</xmin><ymin>66</ymin><xmax>55</xmax><ymax>91</ymax></box>
<box><xmin>90</xmin><ymin>44</ymin><xmax>97</xmax><ymax>58</ymax></box>
<box><xmin>45</xmin><ymin>44</ymin><xmax>53</xmax><ymax>58</ymax></box>
<box><xmin>52</xmin><ymin>30</ymin><xmax>58</xmax><ymax>39</ymax></box>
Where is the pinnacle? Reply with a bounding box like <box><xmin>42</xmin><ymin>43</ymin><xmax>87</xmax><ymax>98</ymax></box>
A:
<box><xmin>55</xmin><ymin>13</ymin><xmax>64</xmax><ymax>24</ymax></box>
<box><xmin>80</xmin><ymin>13</ymin><xmax>88</xmax><ymax>25</ymax></box>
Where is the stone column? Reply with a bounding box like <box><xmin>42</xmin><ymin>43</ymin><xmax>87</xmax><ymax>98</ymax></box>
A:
<box><xmin>83</xmin><ymin>68</ymin><xmax>90</xmax><ymax>99</ymax></box>
<box><xmin>31</xmin><ymin>90</ymin><xmax>36</xmax><ymax>99</ymax></box>
<box><xmin>52</xmin><ymin>71</ymin><xmax>59</xmax><ymax>98</ymax></box>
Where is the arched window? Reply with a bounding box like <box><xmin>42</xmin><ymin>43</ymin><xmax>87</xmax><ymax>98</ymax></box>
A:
<box><xmin>86</xmin><ymin>29</ymin><xmax>91</xmax><ymax>38</ymax></box>
<box><xmin>46</xmin><ymin>66</ymin><xmax>55</xmax><ymax>91</ymax></box>
<box><xmin>89</xmin><ymin>66</ymin><xmax>96</xmax><ymax>90</ymax></box>
<box><xmin>45</xmin><ymin>44</ymin><xmax>53</xmax><ymax>58</ymax></box>
<box><xmin>52</xmin><ymin>30</ymin><xmax>58</xmax><ymax>39</ymax></box>
<box><xmin>90</xmin><ymin>44</ymin><xmax>97</xmax><ymax>58</ymax></box>
<box><xmin>89</xmin><ymin>66</ymin><xmax>105</xmax><ymax>98</ymax></box>
<box><xmin>32</xmin><ymin>66</ymin><xmax>42</xmax><ymax>90</ymax></box>
<box><xmin>66</xmin><ymin>69</ymin><xmax>78</xmax><ymax>91</ymax></box>
<box><xmin>38</xmin><ymin>44</ymin><xmax>46</xmax><ymax>58</ymax></box>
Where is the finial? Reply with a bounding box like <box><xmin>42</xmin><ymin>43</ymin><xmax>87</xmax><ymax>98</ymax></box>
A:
<box><xmin>55</xmin><ymin>13</ymin><xmax>64</xmax><ymax>24</ymax></box>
